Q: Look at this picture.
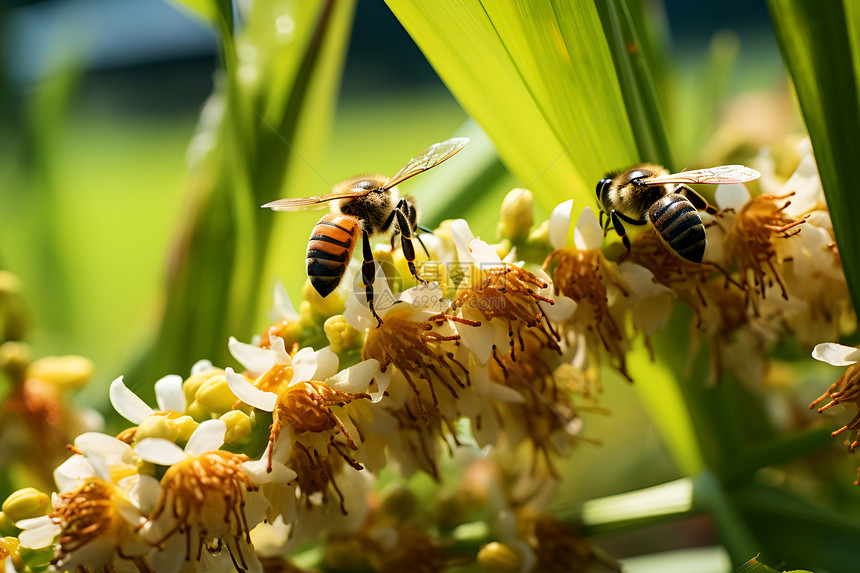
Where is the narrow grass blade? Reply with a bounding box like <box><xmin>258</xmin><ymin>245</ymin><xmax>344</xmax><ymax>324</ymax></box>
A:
<box><xmin>768</xmin><ymin>0</ymin><xmax>860</xmax><ymax>316</ymax></box>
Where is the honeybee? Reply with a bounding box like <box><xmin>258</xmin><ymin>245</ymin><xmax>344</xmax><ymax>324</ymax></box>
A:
<box><xmin>596</xmin><ymin>163</ymin><xmax>761</xmax><ymax>263</ymax></box>
<box><xmin>263</xmin><ymin>137</ymin><xmax>469</xmax><ymax>326</ymax></box>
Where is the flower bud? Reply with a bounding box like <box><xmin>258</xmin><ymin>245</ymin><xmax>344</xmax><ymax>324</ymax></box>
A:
<box><xmin>477</xmin><ymin>542</ymin><xmax>522</xmax><ymax>573</ymax></box>
<box><xmin>324</xmin><ymin>315</ymin><xmax>364</xmax><ymax>354</ymax></box>
<box><xmin>303</xmin><ymin>277</ymin><xmax>346</xmax><ymax>319</ymax></box>
<box><xmin>498</xmin><ymin>188</ymin><xmax>534</xmax><ymax>242</ymax></box>
<box><xmin>183</xmin><ymin>368</ymin><xmax>222</xmax><ymax>406</ymax></box>
<box><xmin>193</xmin><ymin>374</ymin><xmax>239</xmax><ymax>416</ymax></box>
<box><xmin>135</xmin><ymin>415</ymin><xmax>181</xmax><ymax>442</ymax></box>
<box><xmin>27</xmin><ymin>355</ymin><xmax>94</xmax><ymax>391</ymax></box>
<box><xmin>2</xmin><ymin>489</ymin><xmax>50</xmax><ymax>522</ymax></box>
<box><xmin>220</xmin><ymin>410</ymin><xmax>251</xmax><ymax>443</ymax></box>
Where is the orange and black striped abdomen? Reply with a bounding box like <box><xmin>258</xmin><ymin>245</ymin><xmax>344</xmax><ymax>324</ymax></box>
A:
<box><xmin>306</xmin><ymin>213</ymin><xmax>359</xmax><ymax>297</ymax></box>
<box><xmin>647</xmin><ymin>194</ymin><xmax>706</xmax><ymax>263</ymax></box>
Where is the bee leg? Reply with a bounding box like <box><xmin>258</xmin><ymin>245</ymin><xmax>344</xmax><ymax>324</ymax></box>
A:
<box><xmin>678</xmin><ymin>184</ymin><xmax>719</xmax><ymax>215</ymax></box>
<box><xmin>394</xmin><ymin>207</ymin><xmax>428</xmax><ymax>284</ymax></box>
<box><xmin>361</xmin><ymin>230</ymin><xmax>384</xmax><ymax>327</ymax></box>
<box><xmin>610</xmin><ymin>210</ymin><xmax>633</xmax><ymax>260</ymax></box>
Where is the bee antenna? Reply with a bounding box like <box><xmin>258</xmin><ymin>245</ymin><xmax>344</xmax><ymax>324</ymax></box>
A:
<box><xmin>415</xmin><ymin>233</ymin><xmax>431</xmax><ymax>258</ymax></box>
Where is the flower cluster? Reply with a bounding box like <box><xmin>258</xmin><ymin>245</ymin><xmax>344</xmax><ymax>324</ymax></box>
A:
<box><xmin>1</xmin><ymin>137</ymin><xmax>855</xmax><ymax>571</ymax></box>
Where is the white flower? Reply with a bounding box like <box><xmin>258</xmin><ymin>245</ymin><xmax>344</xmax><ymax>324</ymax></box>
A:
<box><xmin>343</xmin><ymin>261</ymin><xmax>449</xmax><ymax>332</ymax></box>
<box><xmin>548</xmin><ymin>202</ymin><xmax>604</xmax><ymax>251</ymax></box>
<box><xmin>109</xmin><ymin>374</ymin><xmax>186</xmax><ymax>425</ymax></box>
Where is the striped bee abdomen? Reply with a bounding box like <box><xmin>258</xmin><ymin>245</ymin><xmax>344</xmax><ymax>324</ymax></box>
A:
<box><xmin>306</xmin><ymin>213</ymin><xmax>359</xmax><ymax>297</ymax></box>
<box><xmin>647</xmin><ymin>194</ymin><xmax>706</xmax><ymax>263</ymax></box>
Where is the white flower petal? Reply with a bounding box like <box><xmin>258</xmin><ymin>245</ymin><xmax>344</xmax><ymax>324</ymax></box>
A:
<box><xmin>715</xmin><ymin>183</ymin><xmax>751</xmax><ymax>211</ymax></box>
<box><xmin>17</xmin><ymin>517</ymin><xmax>60</xmax><ymax>549</ymax></box>
<box><xmin>269</xmin><ymin>335</ymin><xmax>292</xmax><ymax>365</ymax></box>
<box><xmin>229</xmin><ymin>336</ymin><xmax>276</xmax><ymax>375</ymax></box>
<box><xmin>54</xmin><ymin>455</ymin><xmax>95</xmax><ymax>491</ymax></box>
<box><xmin>457</xmin><ymin>319</ymin><xmax>494</xmax><ymax>366</ymax></box>
<box><xmin>344</xmin><ymin>283</ymin><xmax>376</xmax><ymax>331</ymax></box>
<box><xmin>74</xmin><ymin>432</ymin><xmax>131</xmax><ymax>466</ymax></box>
<box><xmin>241</xmin><ymin>459</ymin><xmax>297</xmax><ymax>484</ymax></box>
<box><xmin>573</xmin><ymin>206</ymin><xmax>603</xmax><ymax>251</ymax></box>
<box><xmin>451</xmin><ymin>218</ymin><xmax>476</xmax><ymax>264</ymax></box>
<box><xmin>190</xmin><ymin>359</ymin><xmax>214</xmax><ymax>376</ymax></box>
<box><xmin>399</xmin><ymin>282</ymin><xmax>447</xmax><ymax>313</ymax></box>
<box><xmin>488</xmin><ymin>382</ymin><xmax>526</xmax><ymax>403</ymax></box>
<box><xmin>270</xmin><ymin>280</ymin><xmax>298</xmax><ymax>321</ymax></box>
<box><xmin>549</xmin><ymin>199</ymin><xmax>574</xmax><ymax>250</ymax></box>
<box><xmin>184</xmin><ymin>419</ymin><xmax>226</xmax><ymax>457</ymax></box>
<box><xmin>123</xmin><ymin>474</ymin><xmax>161</xmax><ymax>515</ymax></box>
<box><xmin>291</xmin><ymin>347</ymin><xmax>319</xmax><ymax>384</ymax></box>
<box><xmin>314</xmin><ymin>346</ymin><xmax>340</xmax><ymax>381</ymax></box>
<box><xmin>109</xmin><ymin>376</ymin><xmax>154</xmax><ymax>425</ymax></box>
<box><xmin>468</xmin><ymin>238</ymin><xmax>504</xmax><ymax>268</ymax></box>
<box><xmin>812</xmin><ymin>342</ymin><xmax>860</xmax><ymax>366</ymax></box>
<box><xmin>225</xmin><ymin>367</ymin><xmax>278</xmax><ymax>411</ymax></box>
<box><xmin>135</xmin><ymin>438</ymin><xmax>188</xmax><ymax>466</ymax></box>
<box><xmin>326</xmin><ymin>359</ymin><xmax>380</xmax><ymax>394</ymax></box>
<box><xmin>154</xmin><ymin>374</ymin><xmax>186</xmax><ymax>413</ymax></box>
<box><xmin>539</xmin><ymin>296</ymin><xmax>577</xmax><ymax>323</ymax></box>
<box><xmin>371</xmin><ymin>368</ymin><xmax>392</xmax><ymax>403</ymax></box>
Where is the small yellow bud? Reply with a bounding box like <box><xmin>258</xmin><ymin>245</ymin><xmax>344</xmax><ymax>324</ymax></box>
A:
<box><xmin>528</xmin><ymin>219</ymin><xmax>552</xmax><ymax>249</ymax></box>
<box><xmin>135</xmin><ymin>414</ymin><xmax>181</xmax><ymax>442</ymax></box>
<box><xmin>323</xmin><ymin>315</ymin><xmax>364</xmax><ymax>354</ymax></box>
<box><xmin>477</xmin><ymin>542</ymin><xmax>522</xmax><ymax>573</ymax></box>
<box><xmin>194</xmin><ymin>374</ymin><xmax>239</xmax><ymax>416</ymax></box>
<box><xmin>26</xmin><ymin>355</ymin><xmax>94</xmax><ymax>391</ymax></box>
<box><xmin>498</xmin><ymin>188</ymin><xmax>534</xmax><ymax>242</ymax></box>
<box><xmin>0</xmin><ymin>341</ymin><xmax>30</xmax><ymax>381</ymax></box>
<box><xmin>182</xmin><ymin>368</ymin><xmax>222</xmax><ymax>405</ymax></box>
<box><xmin>303</xmin><ymin>278</ymin><xmax>346</xmax><ymax>319</ymax></box>
<box><xmin>2</xmin><ymin>488</ymin><xmax>50</xmax><ymax>522</ymax></box>
<box><xmin>173</xmin><ymin>415</ymin><xmax>199</xmax><ymax>443</ymax></box>
<box><xmin>220</xmin><ymin>410</ymin><xmax>251</xmax><ymax>443</ymax></box>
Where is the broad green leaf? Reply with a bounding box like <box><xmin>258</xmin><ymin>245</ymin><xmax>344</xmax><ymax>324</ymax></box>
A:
<box><xmin>768</xmin><ymin>0</ymin><xmax>860</xmax><ymax>317</ymax></box>
<box><xmin>128</xmin><ymin>0</ymin><xmax>355</xmax><ymax>392</ymax></box>
<box><xmin>384</xmin><ymin>0</ymin><xmax>640</xmax><ymax>212</ymax></box>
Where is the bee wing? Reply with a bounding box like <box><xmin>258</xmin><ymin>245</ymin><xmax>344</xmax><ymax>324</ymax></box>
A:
<box><xmin>639</xmin><ymin>165</ymin><xmax>761</xmax><ymax>186</ymax></box>
<box><xmin>261</xmin><ymin>189</ymin><xmax>371</xmax><ymax>211</ymax></box>
<box><xmin>383</xmin><ymin>137</ymin><xmax>469</xmax><ymax>189</ymax></box>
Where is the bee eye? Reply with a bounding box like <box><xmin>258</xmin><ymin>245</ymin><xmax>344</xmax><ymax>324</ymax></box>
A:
<box><xmin>596</xmin><ymin>178</ymin><xmax>611</xmax><ymax>198</ymax></box>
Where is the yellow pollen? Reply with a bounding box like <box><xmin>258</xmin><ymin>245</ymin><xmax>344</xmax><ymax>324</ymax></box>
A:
<box><xmin>454</xmin><ymin>266</ymin><xmax>561</xmax><ymax>362</ymax></box>
<box><xmin>149</xmin><ymin>451</ymin><xmax>256</xmax><ymax>569</ymax></box>
<box><xmin>257</xmin><ymin>364</ymin><xmax>294</xmax><ymax>395</ymax></box>
<box><xmin>49</xmin><ymin>479</ymin><xmax>125</xmax><ymax>565</ymax></box>
<box><xmin>544</xmin><ymin>248</ymin><xmax>626</xmax><ymax>378</ymax></box>
<box><xmin>810</xmin><ymin>363</ymin><xmax>860</xmax><ymax>455</ymax></box>
<box><xmin>728</xmin><ymin>192</ymin><xmax>806</xmax><ymax>302</ymax></box>
<box><xmin>363</xmin><ymin>314</ymin><xmax>468</xmax><ymax>412</ymax></box>
<box><xmin>267</xmin><ymin>381</ymin><xmax>368</xmax><ymax>503</ymax></box>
